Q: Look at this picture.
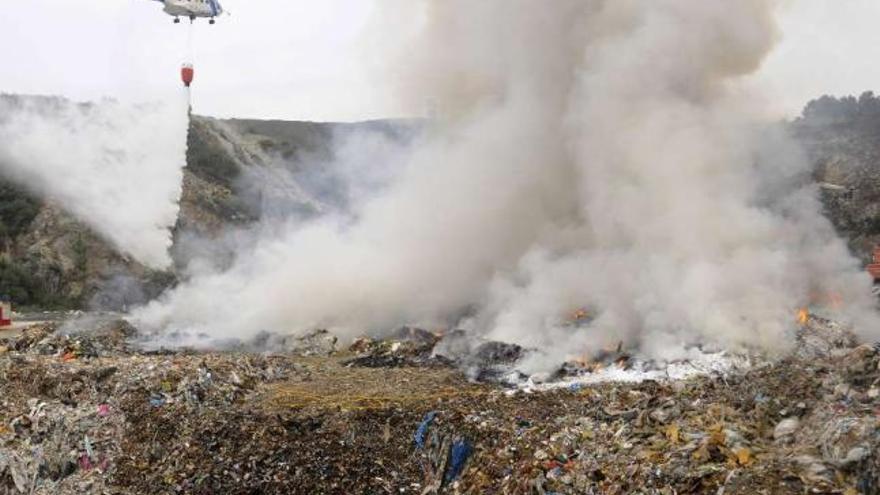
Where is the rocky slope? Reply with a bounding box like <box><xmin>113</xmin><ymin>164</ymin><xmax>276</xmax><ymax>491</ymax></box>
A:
<box><xmin>0</xmin><ymin>107</ymin><xmax>410</xmax><ymax>311</ymax></box>
<box><xmin>1</xmin><ymin>93</ymin><xmax>879</xmax><ymax>310</ymax></box>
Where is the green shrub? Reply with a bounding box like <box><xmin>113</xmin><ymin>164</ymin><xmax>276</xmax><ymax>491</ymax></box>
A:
<box><xmin>0</xmin><ymin>181</ymin><xmax>40</xmax><ymax>242</ymax></box>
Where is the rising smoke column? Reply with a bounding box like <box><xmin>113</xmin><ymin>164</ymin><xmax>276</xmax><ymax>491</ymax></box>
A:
<box><xmin>136</xmin><ymin>0</ymin><xmax>879</xmax><ymax>364</ymax></box>
<box><xmin>0</xmin><ymin>94</ymin><xmax>189</xmax><ymax>269</ymax></box>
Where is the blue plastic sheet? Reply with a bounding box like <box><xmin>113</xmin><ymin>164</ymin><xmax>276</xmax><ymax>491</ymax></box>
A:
<box><xmin>414</xmin><ymin>411</ymin><xmax>437</xmax><ymax>449</ymax></box>
<box><xmin>444</xmin><ymin>438</ymin><xmax>473</xmax><ymax>482</ymax></box>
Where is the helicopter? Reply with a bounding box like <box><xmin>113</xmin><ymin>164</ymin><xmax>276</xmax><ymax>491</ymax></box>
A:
<box><xmin>153</xmin><ymin>0</ymin><xmax>224</xmax><ymax>24</ymax></box>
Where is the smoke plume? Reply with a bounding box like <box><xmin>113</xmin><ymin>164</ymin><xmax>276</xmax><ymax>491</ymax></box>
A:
<box><xmin>0</xmin><ymin>94</ymin><xmax>188</xmax><ymax>269</ymax></box>
<box><xmin>135</xmin><ymin>0</ymin><xmax>879</xmax><ymax>368</ymax></box>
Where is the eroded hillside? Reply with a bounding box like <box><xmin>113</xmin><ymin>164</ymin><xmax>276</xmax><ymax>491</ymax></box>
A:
<box><xmin>1</xmin><ymin>94</ymin><xmax>878</xmax><ymax>311</ymax></box>
<box><xmin>0</xmin><ymin>109</ymin><xmax>412</xmax><ymax>310</ymax></box>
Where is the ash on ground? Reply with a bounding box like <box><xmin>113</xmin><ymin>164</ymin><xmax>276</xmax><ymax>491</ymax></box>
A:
<box><xmin>1</xmin><ymin>316</ymin><xmax>879</xmax><ymax>494</ymax></box>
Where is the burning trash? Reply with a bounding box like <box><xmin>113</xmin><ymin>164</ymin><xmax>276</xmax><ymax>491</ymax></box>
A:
<box><xmin>0</xmin><ymin>305</ymin><xmax>876</xmax><ymax>494</ymax></box>
<box><xmin>3</xmin><ymin>0</ymin><xmax>880</xmax><ymax>492</ymax></box>
<box><xmin>569</xmin><ymin>308</ymin><xmax>592</xmax><ymax>324</ymax></box>
<box><xmin>797</xmin><ymin>307</ymin><xmax>810</xmax><ymax>326</ymax></box>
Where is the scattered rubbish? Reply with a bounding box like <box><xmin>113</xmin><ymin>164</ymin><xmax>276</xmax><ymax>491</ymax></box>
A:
<box><xmin>444</xmin><ymin>438</ymin><xmax>472</xmax><ymax>482</ymax></box>
<box><xmin>84</xmin><ymin>435</ymin><xmax>94</xmax><ymax>460</ymax></box>
<box><xmin>473</xmin><ymin>341</ymin><xmax>523</xmax><ymax>365</ymax></box>
<box><xmin>795</xmin><ymin>315</ymin><xmax>858</xmax><ymax>358</ymax></box>
<box><xmin>282</xmin><ymin>328</ymin><xmax>338</xmax><ymax>356</ymax></box>
<box><xmin>774</xmin><ymin>417</ymin><xmax>800</xmax><ymax>440</ymax></box>
<box><xmin>345</xmin><ymin>327</ymin><xmax>443</xmax><ymax>368</ymax></box>
<box><xmin>2</xmin><ymin>317</ymin><xmax>880</xmax><ymax>493</ymax></box>
<box><xmin>415</xmin><ymin>411</ymin><xmax>438</xmax><ymax>449</ymax></box>
<box><xmin>78</xmin><ymin>453</ymin><xmax>93</xmax><ymax>472</ymax></box>
<box><xmin>0</xmin><ymin>321</ymin><xmax>299</xmax><ymax>493</ymax></box>
<box><xmin>390</xmin><ymin>326</ymin><xmax>439</xmax><ymax>347</ymax></box>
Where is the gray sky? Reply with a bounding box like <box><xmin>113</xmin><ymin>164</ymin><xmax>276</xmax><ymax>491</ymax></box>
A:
<box><xmin>1</xmin><ymin>0</ymin><xmax>878</xmax><ymax>121</ymax></box>
<box><xmin>750</xmin><ymin>0</ymin><xmax>880</xmax><ymax>117</ymax></box>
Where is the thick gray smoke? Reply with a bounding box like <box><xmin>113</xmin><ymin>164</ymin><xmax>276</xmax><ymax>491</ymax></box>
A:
<box><xmin>135</xmin><ymin>0</ymin><xmax>879</xmax><ymax>367</ymax></box>
<box><xmin>0</xmin><ymin>94</ymin><xmax>189</xmax><ymax>269</ymax></box>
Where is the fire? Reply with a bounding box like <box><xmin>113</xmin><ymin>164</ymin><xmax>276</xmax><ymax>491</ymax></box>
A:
<box><xmin>568</xmin><ymin>355</ymin><xmax>605</xmax><ymax>373</ymax></box>
<box><xmin>570</xmin><ymin>308</ymin><xmax>590</xmax><ymax>323</ymax></box>
<box><xmin>796</xmin><ymin>308</ymin><xmax>809</xmax><ymax>326</ymax></box>
<box><xmin>568</xmin><ymin>341</ymin><xmax>628</xmax><ymax>373</ymax></box>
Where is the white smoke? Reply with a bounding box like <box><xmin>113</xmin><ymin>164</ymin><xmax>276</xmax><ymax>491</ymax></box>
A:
<box><xmin>135</xmin><ymin>0</ymin><xmax>879</xmax><ymax>367</ymax></box>
<box><xmin>0</xmin><ymin>94</ymin><xmax>189</xmax><ymax>269</ymax></box>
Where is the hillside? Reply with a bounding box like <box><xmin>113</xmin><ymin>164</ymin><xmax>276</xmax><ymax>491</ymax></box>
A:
<box><xmin>1</xmin><ymin>94</ymin><xmax>880</xmax><ymax>311</ymax></box>
<box><xmin>0</xmin><ymin>109</ymin><xmax>412</xmax><ymax>311</ymax></box>
<box><xmin>794</xmin><ymin>91</ymin><xmax>880</xmax><ymax>262</ymax></box>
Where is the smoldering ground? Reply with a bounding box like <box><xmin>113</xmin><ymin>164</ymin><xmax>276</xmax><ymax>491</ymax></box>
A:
<box><xmin>129</xmin><ymin>0</ymin><xmax>877</xmax><ymax>370</ymax></box>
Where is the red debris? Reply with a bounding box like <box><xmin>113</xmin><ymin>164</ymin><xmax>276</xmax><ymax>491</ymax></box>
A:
<box><xmin>868</xmin><ymin>246</ymin><xmax>880</xmax><ymax>280</ymax></box>
<box><xmin>0</xmin><ymin>301</ymin><xmax>11</xmax><ymax>327</ymax></box>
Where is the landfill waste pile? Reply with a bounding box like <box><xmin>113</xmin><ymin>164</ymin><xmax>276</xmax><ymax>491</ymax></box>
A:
<box><xmin>1</xmin><ymin>316</ymin><xmax>880</xmax><ymax>494</ymax></box>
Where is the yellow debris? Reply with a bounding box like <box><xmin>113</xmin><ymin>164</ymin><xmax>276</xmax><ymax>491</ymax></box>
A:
<box><xmin>734</xmin><ymin>447</ymin><xmax>752</xmax><ymax>466</ymax></box>
<box><xmin>664</xmin><ymin>424</ymin><xmax>680</xmax><ymax>444</ymax></box>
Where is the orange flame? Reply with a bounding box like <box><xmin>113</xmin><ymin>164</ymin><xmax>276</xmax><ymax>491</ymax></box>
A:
<box><xmin>568</xmin><ymin>355</ymin><xmax>605</xmax><ymax>373</ymax></box>
<box><xmin>570</xmin><ymin>308</ymin><xmax>590</xmax><ymax>322</ymax></box>
<box><xmin>796</xmin><ymin>308</ymin><xmax>809</xmax><ymax>326</ymax></box>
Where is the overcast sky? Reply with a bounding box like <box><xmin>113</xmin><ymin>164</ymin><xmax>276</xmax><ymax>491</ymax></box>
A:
<box><xmin>1</xmin><ymin>1</ymin><xmax>878</xmax><ymax>121</ymax></box>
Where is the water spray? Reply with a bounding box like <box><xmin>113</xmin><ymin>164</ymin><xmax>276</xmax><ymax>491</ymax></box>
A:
<box><xmin>181</xmin><ymin>22</ymin><xmax>195</xmax><ymax>113</ymax></box>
